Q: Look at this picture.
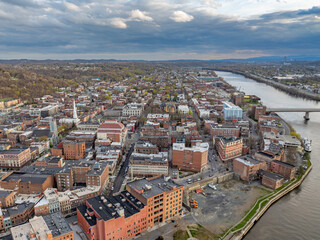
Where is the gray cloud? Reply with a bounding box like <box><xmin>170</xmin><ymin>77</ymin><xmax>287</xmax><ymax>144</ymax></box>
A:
<box><xmin>0</xmin><ymin>1</ymin><xmax>319</xmax><ymax>59</ymax></box>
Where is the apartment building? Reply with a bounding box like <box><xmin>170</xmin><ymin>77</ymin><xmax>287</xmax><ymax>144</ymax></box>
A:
<box><xmin>63</xmin><ymin>141</ymin><xmax>86</xmax><ymax>160</ymax></box>
<box><xmin>222</xmin><ymin>101</ymin><xmax>243</xmax><ymax>121</ymax></box>
<box><xmin>0</xmin><ymin>148</ymin><xmax>31</xmax><ymax>169</ymax></box>
<box><xmin>0</xmin><ymin>172</ymin><xmax>54</xmax><ymax>194</ymax></box>
<box><xmin>210</xmin><ymin>124</ymin><xmax>240</xmax><ymax>138</ymax></box>
<box><xmin>0</xmin><ymin>190</ymin><xmax>15</xmax><ymax>208</ymax></box>
<box><xmin>126</xmin><ymin>176</ymin><xmax>183</xmax><ymax>228</ymax></box>
<box><xmin>216</xmin><ymin>137</ymin><xmax>243</xmax><ymax>162</ymax></box>
<box><xmin>172</xmin><ymin>142</ymin><xmax>209</xmax><ymax>172</ymax></box>
<box><xmin>129</xmin><ymin>153</ymin><xmax>168</xmax><ymax>177</ymax></box>
<box><xmin>77</xmin><ymin>191</ymin><xmax>148</xmax><ymax>240</ymax></box>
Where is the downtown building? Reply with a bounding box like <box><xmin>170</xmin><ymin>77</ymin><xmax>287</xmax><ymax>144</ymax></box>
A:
<box><xmin>126</xmin><ymin>176</ymin><xmax>183</xmax><ymax>228</ymax></box>
<box><xmin>77</xmin><ymin>191</ymin><xmax>148</xmax><ymax>240</ymax></box>
<box><xmin>215</xmin><ymin>137</ymin><xmax>243</xmax><ymax>162</ymax></box>
<box><xmin>172</xmin><ymin>142</ymin><xmax>209</xmax><ymax>172</ymax></box>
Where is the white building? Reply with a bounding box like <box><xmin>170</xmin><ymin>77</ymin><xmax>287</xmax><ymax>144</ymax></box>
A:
<box><xmin>178</xmin><ymin>105</ymin><xmax>190</xmax><ymax>114</ymax></box>
<box><xmin>223</xmin><ymin>101</ymin><xmax>243</xmax><ymax>121</ymax></box>
<box><xmin>122</xmin><ymin>103</ymin><xmax>143</xmax><ymax>116</ymax></box>
<box><xmin>129</xmin><ymin>152</ymin><xmax>168</xmax><ymax>177</ymax></box>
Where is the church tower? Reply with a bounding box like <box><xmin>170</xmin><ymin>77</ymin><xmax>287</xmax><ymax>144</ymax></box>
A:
<box><xmin>73</xmin><ymin>100</ymin><xmax>78</xmax><ymax>120</ymax></box>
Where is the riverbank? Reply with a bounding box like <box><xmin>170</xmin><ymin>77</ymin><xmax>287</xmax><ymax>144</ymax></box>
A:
<box><xmin>222</xmin><ymin>159</ymin><xmax>312</xmax><ymax>240</ymax></box>
<box><xmin>211</xmin><ymin>68</ymin><xmax>320</xmax><ymax>102</ymax></box>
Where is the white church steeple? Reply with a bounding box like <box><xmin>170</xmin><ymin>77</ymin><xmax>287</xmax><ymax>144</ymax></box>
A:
<box><xmin>73</xmin><ymin>100</ymin><xmax>78</xmax><ymax>120</ymax></box>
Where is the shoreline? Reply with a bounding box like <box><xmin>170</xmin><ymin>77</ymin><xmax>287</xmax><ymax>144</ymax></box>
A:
<box><xmin>211</xmin><ymin>68</ymin><xmax>320</xmax><ymax>102</ymax></box>
<box><xmin>223</xmin><ymin>160</ymin><xmax>312</xmax><ymax>240</ymax></box>
<box><xmin>214</xmin><ymin>70</ymin><xmax>314</xmax><ymax>240</ymax></box>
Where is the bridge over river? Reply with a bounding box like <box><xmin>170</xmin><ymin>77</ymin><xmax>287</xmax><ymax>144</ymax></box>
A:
<box><xmin>266</xmin><ymin>108</ymin><xmax>320</xmax><ymax>120</ymax></box>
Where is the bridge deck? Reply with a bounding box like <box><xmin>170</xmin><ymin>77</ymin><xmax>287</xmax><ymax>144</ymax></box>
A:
<box><xmin>266</xmin><ymin>108</ymin><xmax>320</xmax><ymax>112</ymax></box>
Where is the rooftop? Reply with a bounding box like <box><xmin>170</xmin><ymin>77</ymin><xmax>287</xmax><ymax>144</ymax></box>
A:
<box><xmin>234</xmin><ymin>157</ymin><xmax>263</xmax><ymax>166</ymax></box>
<box><xmin>78</xmin><ymin>191</ymin><xmax>144</xmax><ymax>225</ymax></box>
<box><xmin>127</xmin><ymin>176</ymin><xmax>181</xmax><ymax>199</ymax></box>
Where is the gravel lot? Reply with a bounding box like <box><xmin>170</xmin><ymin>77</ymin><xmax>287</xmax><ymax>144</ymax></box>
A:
<box><xmin>189</xmin><ymin>180</ymin><xmax>269</xmax><ymax>236</ymax></box>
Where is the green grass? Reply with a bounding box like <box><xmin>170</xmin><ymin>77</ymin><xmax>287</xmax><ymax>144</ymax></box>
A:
<box><xmin>187</xmin><ymin>224</ymin><xmax>214</xmax><ymax>240</ymax></box>
<box><xmin>173</xmin><ymin>230</ymin><xmax>189</xmax><ymax>240</ymax></box>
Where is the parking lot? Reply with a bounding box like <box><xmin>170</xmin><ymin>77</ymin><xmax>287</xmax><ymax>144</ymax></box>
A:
<box><xmin>189</xmin><ymin>180</ymin><xmax>270</xmax><ymax>236</ymax></box>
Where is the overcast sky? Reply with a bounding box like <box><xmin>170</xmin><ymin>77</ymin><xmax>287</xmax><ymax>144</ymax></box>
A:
<box><xmin>0</xmin><ymin>0</ymin><xmax>319</xmax><ymax>60</ymax></box>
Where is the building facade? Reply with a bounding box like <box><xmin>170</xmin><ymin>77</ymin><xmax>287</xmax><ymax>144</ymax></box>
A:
<box><xmin>126</xmin><ymin>176</ymin><xmax>183</xmax><ymax>228</ymax></box>
<box><xmin>172</xmin><ymin>142</ymin><xmax>209</xmax><ymax>172</ymax></box>
<box><xmin>77</xmin><ymin>192</ymin><xmax>148</xmax><ymax>240</ymax></box>
<box><xmin>216</xmin><ymin>137</ymin><xmax>243</xmax><ymax>162</ymax></box>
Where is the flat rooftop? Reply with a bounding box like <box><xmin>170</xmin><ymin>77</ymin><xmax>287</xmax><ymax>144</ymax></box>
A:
<box><xmin>78</xmin><ymin>191</ymin><xmax>145</xmax><ymax>226</ymax></box>
<box><xmin>127</xmin><ymin>176</ymin><xmax>181</xmax><ymax>199</ymax></box>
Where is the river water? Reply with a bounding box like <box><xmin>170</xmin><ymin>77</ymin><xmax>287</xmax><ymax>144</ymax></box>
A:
<box><xmin>215</xmin><ymin>71</ymin><xmax>320</xmax><ymax>240</ymax></box>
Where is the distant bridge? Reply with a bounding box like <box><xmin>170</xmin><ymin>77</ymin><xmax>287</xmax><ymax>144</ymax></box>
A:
<box><xmin>266</xmin><ymin>108</ymin><xmax>320</xmax><ymax>120</ymax></box>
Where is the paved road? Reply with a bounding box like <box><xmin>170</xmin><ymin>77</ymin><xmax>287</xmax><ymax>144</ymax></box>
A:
<box><xmin>111</xmin><ymin>143</ymin><xmax>134</xmax><ymax>194</ymax></box>
<box><xmin>111</xmin><ymin>127</ymin><xmax>141</xmax><ymax>194</ymax></box>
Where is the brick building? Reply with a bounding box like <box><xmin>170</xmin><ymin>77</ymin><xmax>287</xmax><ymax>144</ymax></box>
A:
<box><xmin>270</xmin><ymin>160</ymin><xmax>295</xmax><ymax>180</ymax></box>
<box><xmin>172</xmin><ymin>142</ymin><xmax>209</xmax><ymax>172</ymax></box>
<box><xmin>129</xmin><ymin>153</ymin><xmax>168</xmax><ymax>177</ymax></box>
<box><xmin>34</xmin><ymin>156</ymin><xmax>64</xmax><ymax>168</ymax></box>
<box><xmin>210</xmin><ymin>124</ymin><xmax>240</xmax><ymax>138</ymax></box>
<box><xmin>126</xmin><ymin>176</ymin><xmax>183</xmax><ymax>228</ymax></box>
<box><xmin>0</xmin><ymin>190</ymin><xmax>15</xmax><ymax>208</ymax></box>
<box><xmin>77</xmin><ymin>191</ymin><xmax>148</xmax><ymax>240</ymax></box>
<box><xmin>1</xmin><ymin>202</ymin><xmax>34</xmax><ymax>229</ymax></box>
<box><xmin>0</xmin><ymin>172</ymin><xmax>55</xmax><ymax>194</ymax></box>
<box><xmin>63</xmin><ymin>141</ymin><xmax>86</xmax><ymax>160</ymax></box>
<box><xmin>10</xmin><ymin>212</ymin><xmax>73</xmax><ymax>240</ymax></box>
<box><xmin>260</xmin><ymin>170</ymin><xmax>284</xmax><ymax>189</ymax></box>
<box><xmin>56</xmin><ymin>161</ymin><xmax>109</xmax><ymax>191</ymax></box>
<box><xmin>0</xmin><ymin>148</ymin><xmax>31</xmax><ymax>169</ymax></box>
<box><xmin>135</xmin><ymin>141</ymin><xmax>159</xmax><ymax>154</ymax></box>
<box><xmin>97</xmin><ymin>120</ymin><xmax>127</xmax><ymax>144</ymax></box>
<box><xmin>216</xmin><ymin>137</ymin><xmax>243</xmax><ymax>162</ymax></box>
<box><xmin>233</xmin><ymin>157</ymin><xmax>267</xmax><ymax>182</ymax></box>
<box><xmin>251</xmin><ymin>105</ymin><xmax>267</xmax><ymax>120</ymax></box>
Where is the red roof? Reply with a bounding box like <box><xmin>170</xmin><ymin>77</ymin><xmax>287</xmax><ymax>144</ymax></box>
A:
<box><xmin>98</xmin><ymin>122</ymin><xmax>125</xmax><ymax>130</ymax></box>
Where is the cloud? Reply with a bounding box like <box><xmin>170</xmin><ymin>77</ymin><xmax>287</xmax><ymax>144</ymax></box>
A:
<box><xmin>0</xmin><ymin>1</ymin><xmax>319</xmax><ymax>59</ymax></box>
<box><xmin>64</xmin><ymin>1</ymin><xmax>81</xmax><ymax>12</ymax></box>
<box><xmin>130</xmin><ymin>9</ymin><xmax>153</xmax><ymax>22</ymax></box>
<box><xmin>110</xmin><ymin>18</ymin><xmax>127</xmax><ymax>29</ymax></box>
<box><xmin>170</xmin><ymin>11</ymin><xmax>194</xmax><ymax>22</ymax></box>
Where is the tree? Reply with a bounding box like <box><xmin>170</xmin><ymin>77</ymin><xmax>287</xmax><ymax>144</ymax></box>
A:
<box><xmin>38</xmin><ymin>136</ymin><xmax>48</xmax><ymax>142</ymax></box>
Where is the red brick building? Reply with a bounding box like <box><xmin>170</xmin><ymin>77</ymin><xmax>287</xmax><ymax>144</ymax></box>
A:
<box><xmin>97</xmin><ymin>120</ymin><xmax>127</xmax><ymax>144</ymax></box>
<box><xmin>270</xmin><ymin>160</ymin><xmax>295</xmax><ymax>180</ymax></box>
<box><xmin>216</xmin><ymin>137</ymin><xmax>243</xmax><ymax>162</ymax></box>
<box><xmin>233</xmin><ymin>157</ymin><xmax>267</xmax><ymax>182</ymax></box>
<box><xmin>0</xmin><ymin>190</ymin><xmax>15</xmax><ymax>208</ymax></box>
<box><xmin>0</xmin><ymin>172</ymin><xmax>54</xmax><ymax>194</ymax></box>
<box><xmin>172</xmin><ymin>142</ymin><xmax>209</xmax><ymax>172</ymax></box>
<box><xmin>63</xmin><ymin>141</ymin><xmax>86</xmax><ymax>160</ymax></box>
<box><xmin>210</xmin><ymin>124</ymin><xmax>240</xmax><ymax>138</ymax></box>
<box><xmin>260</xmin><ymin>170</ymin><xmax>284</xmax><ymax>189</ymax></box>
<box><xmin>77</xmin><ymin>191</ymin><xmax>148</xmax><ymax>240</ymax></box>
<box><xmin>126</xmin><ymin>176</ymin><xmax>183</xmax><ymax>228</ymax></box>
<box><xmin>0</xmin><ymin>148</ymin><xmax>31</xmax><ymax>169</ymax></box>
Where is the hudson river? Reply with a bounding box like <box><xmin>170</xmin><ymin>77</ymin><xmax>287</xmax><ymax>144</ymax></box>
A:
<box><xmin>216</xmin><ymin>71</ymin><xmax>320</xmax><ymax>240</ymax></box>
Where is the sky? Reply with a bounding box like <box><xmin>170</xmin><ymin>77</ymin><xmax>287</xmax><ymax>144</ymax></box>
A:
<box><xmin>0</xmin><ymin>0</ymin><xmax>319</xmax><ymax>60</ymax></box>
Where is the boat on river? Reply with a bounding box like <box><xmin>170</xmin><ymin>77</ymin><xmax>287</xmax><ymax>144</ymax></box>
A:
<box><xmin>302</xmin><ymin>138</ymin><xmax>312</xmax><ymax>152</ymax></box>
